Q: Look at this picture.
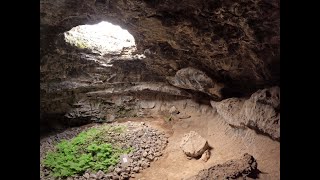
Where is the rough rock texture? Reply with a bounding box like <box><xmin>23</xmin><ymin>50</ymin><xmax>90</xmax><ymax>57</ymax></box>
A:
<box><xmin>40</xmin><ymin>122</ymin><xmax>168</xmax><ymax>180</ymax></box>
<box><xmin>200</xmin><ymin>150</ymin><xmax>210</xmax><ymax>162</ymax></box>
<box><xmin>185</xmin><ymin>153</ymin><xmax>258</xmax><ymax>180</ymax></box>
<box><xmin>139</xmin><ymin>100</ymin><xmax>156</xmax><ymax>109</ymax></box>
<box><xmin>215</xmin><ymin>86</ymin><xmax>280</xmax><ymax>140</ymax></box>
<box><xmin>40</xmin><ymin>81</ymin><xmax>192</xmax><ymax>134</ymax></box>
<box><xmin>40</xmin><ymin>0</ymin><xmax>280</xmax><ymax>132</ymax></box>
<box><xmin>41</xmin><ymin>0</ymin><xmax>280</xmax><ymax>89</ymax></box>
<box><xmin>180</xmin><ymin>131</ymin><xmax>209</xmax><ymax>158</ymax></box>
<box><xmin>176</xmin><ymin>112</ymin><xmax>191</xmax><ymax>119</ymax></box>
<box><xmin>167</xmin><ymin>67</ymin><xmax>224</xmax><ymax>100</ymax></box>
<box><xmin>169</xmin><ymin>106</ymin><xmax>179</xmax><ymax>114</ymax></box>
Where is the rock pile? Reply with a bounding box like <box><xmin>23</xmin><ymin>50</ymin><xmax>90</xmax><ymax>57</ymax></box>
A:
<box><xmin>40</xmin><ymin>122</ymin><xmax>168</xmax><ymax>180</ymax></box>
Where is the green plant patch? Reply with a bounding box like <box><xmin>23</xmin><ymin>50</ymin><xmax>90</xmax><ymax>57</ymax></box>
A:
<box><xmin>76</xmin><ymin>41</ymin><xmax>88</xmax><ymax>49</ymax></box>
<box><xmin>43</xmin><ymin>125</ymin><xmax>131</xmax><ymax>178</ymax></box>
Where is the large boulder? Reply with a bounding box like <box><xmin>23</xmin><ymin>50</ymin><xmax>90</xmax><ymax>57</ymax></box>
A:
<box><xmin>167</xmin><ymin>68</ymin><xmax>224</xmax><ymax>100</ymax></box>
<box><xmin>215</xmin><ymin>86</ymin><xmax>280</xmax><ymax>140</ymax></box>
<box><xmin>180</xmin><ymin>131</ymin><xmax>209</xmax><ymax>158</ymax></box>
<box><xmin>185</xmin><ymin>153</ymin><xmax>258</xmax><ymax>180</ymax></box>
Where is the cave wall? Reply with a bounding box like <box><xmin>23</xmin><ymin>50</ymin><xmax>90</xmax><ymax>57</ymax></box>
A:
<box><xmin>40</xmin><ymin>0</ymin><xmax>280</xmax><ymax>132</ymax></box>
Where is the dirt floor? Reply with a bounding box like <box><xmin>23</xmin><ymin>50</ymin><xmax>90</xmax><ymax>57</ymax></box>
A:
<box><xmin>41</xmin><ymin>98</ymin><xmax>280</xmax><ymax>180</ymax></box>
<box><xmin>116</xmin><ymin>102</ymin><xmax>280</xmax><ymax>180</ymax></box>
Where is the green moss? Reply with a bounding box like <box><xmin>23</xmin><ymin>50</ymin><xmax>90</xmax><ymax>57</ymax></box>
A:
<box><xmin>65</xmin><ymin>35</ymin><xmax>89</xmax><ymax>49</ymax></box>
<box><xmin>76</xmin><ymin>41</ymin><xmax>87</xmax><ymax>49</ymax></box>
<box><xmin>43</xmin><ymin>125</ymin><xmax>131</xmax><ymax>178</ymax></box>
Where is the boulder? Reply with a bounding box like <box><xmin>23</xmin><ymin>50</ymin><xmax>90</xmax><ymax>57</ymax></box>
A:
<box><xmin>180</xmin><ymin>131</ymin><xmax>209</xmax><ymax>158</ymax></box>
<box><xmin>167</xmin><ymin>68</ymin><xmax>224</xmax><ymax>100</ymax></box>
<box><xmin>215</xmin><ymin>87</ymin><xmax>280</xmax><ymax>140</ymax></box>
<box><xmin>185</xmin><ymin>153</ymin><xmax>258</xmax><ymax>180</ymax></box>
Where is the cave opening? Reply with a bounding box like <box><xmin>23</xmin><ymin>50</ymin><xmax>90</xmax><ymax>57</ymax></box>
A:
<box><xmin>41</xmin><ymin>0</ymin><xmax>280</xmax><ymax>178</ymax></box>
<box><xmin>64</xmin><ymin>21</ymin><xmax>137</xmax><ymax>56</ymax></box>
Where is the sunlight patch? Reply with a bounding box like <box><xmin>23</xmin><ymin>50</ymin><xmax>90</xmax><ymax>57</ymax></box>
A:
<box><xmin>64</xmin><ymin>21</ymin><xmax>136</xmax><ymax>55</ymax></box>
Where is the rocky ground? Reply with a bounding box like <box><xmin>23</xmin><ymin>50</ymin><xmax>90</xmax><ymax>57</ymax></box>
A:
<box><xmin>40</xmin><ymin>0</ymin><xmax>280</xmax><ymax>179</ymax></box>
<box><xmin>40</xmin><ymin>87</ymin><xmax>280</xmax><ymax>180</ymax></box>
<box><xmin>185</xmin><ymin>153</ymin><xmax>258</xmax><ymax>180</ymax></box>
<box><xmin>40</xmin><ymin>121</ymin><xmax>168</xmax><ymax>180</ymax></box>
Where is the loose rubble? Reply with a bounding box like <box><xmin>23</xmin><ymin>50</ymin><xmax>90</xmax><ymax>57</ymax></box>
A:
<box><xmin>40</xmin><ymin>122</ymin><xmax>168</xmax><ymax>180</ymax></box>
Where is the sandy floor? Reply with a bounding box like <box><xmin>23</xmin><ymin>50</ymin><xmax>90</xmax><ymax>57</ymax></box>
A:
<box><xmin>117</xmin><ymin>101</ymin><xmax>280</xmax><ymax>180</ymax></box>
<box><xmin>41</xmin><ymin>98</ymin><xmax>280</xmax><ymax>180</ymax></box>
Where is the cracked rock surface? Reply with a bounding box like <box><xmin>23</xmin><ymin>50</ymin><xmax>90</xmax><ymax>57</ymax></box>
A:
<box><xmin>180</xmin><ymin>131</ymin><xmax>209</xmax><ymax>158</ymax></box>
<box><xmin>40</xmin><ymin>0</ymin><xmax>280</xmax><ymax>132</ymax></box>
<box><xmin>215</xmin><ymin>86</ymin><xmax>280</xmax><ymax>141</ymax></box>
<box><xmin>185</xmin><ymin>153</ymin><xmax>258</xmax><ymax>180</ymax></box>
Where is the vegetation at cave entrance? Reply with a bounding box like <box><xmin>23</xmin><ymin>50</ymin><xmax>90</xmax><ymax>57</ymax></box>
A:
<box><xmin>43</xmin><ymin>125</ymin><xmax>132</xmax><ymax>178</ymax></box>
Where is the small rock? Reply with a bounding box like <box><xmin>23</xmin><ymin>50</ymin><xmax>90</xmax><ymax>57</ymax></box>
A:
<box><xmin>83</xmin><ymin>173</ymin><xmax>90</xmax><ymax>179</ymax></box>
<box><xmin>169</xmin><ymin>106</ymin><xmax>179</xmax><ymax>114</ymax></box>
<box><xmin>115</xmin><ymin>167</ymin><xmax>122</xmax><ymax>174</ymax></box>
<box><xmin>44</xmin><ymin>170</ymin><xmax>50</xmax><ymax>175</ymax></box>
<box><xmin>90</xmin><ymin>174</ymin><xmax>97</xmax><ymax>179</ymax></box>
<box><xmin>200</xmin><ymin>149</ymin><xmax>210</xmax><ymax>162</ymax></box>
<box><xmin>141</xmin><ymin>161</ymin><xmax>150</xmax><ymax>168</ymax></box>
<box><xmin>105</xmin><ymin>174</ymin><xmax>113</xmax><ymax>179</ymax></box>
<box><xmin>120</xmin><ymin>154</ymin><xmax>131</xmax><ymax>167</ymax></box>
<box><xmin>113</xmin><ymin>174</ymin><xmax>120</xmax><ymax>180</ymax></box>
<box><xmin>147</xmin><ymin>155</ymin><xmax>154</xmax><ymax>161</ymax></box>
<box><xmin>120</xmin><ymin>172</ymin><xmax>129</xmax><ymax>179</ymax></box>
<box><xmin>96</xmin><ymin>170</ymin><xmax>104</xmax><ymax>179</ymax></box>
<box><xmin>177</xmin><ymin>112</ymin><xmax>191</xmax><ymax>119</ymax></box>
<box><xmin>148</xmin><ymin>149</ymin><xmax>154</xmax><ymax>154</ymax></box>
<box><xmin>108</xmin><ymin>165</ymin><xmax>115</xmax><ymax>172</ymax></box>
<box><xmin>142</xmin><ymin>151</ymin><xmax>148</xmax><ymax>157</ymax></box>
<box><xmin>133</xmin><ymin>167</ymin><xmax>140</xmax><ymax>173</ymax></box>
